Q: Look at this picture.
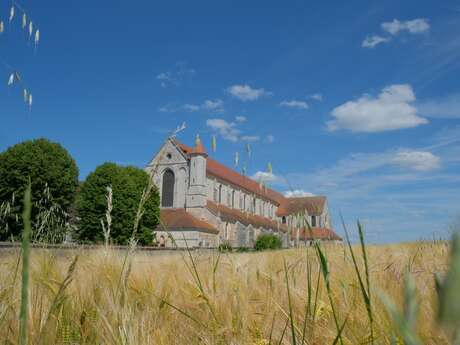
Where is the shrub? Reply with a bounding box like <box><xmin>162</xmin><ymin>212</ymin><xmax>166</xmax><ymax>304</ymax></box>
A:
<box><xmin>218</xmin><ymin>241</ymin><xmax>233</xmax><ymax>252</ymax></box>
<box><xmin>254</xmin><ymin>233</ymin><xmax>282</xmax><ymax>251</ymax></box>
<box><xmin>75</xmin><ymin>163</ymin><xmax>160</xmax><ymax>245</ymax></box>
<box><xmin>0</xmin><ymin>138</ymin><xmax>79</xmax><ymax>241</ymax></box>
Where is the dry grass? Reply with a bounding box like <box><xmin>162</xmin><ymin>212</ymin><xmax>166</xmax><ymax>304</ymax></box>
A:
<box><xmin>0</xmin><ymin>241</ymin><xmax>452</xmax><ymax>345</ymax></box>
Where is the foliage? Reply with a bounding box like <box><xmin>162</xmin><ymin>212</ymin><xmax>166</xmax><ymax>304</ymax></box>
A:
<box><xmin>254</xmin><ymin>233</ymin><xmax>282</xmax><ymax>251</ymax></box>
<box><xmin>0</xmin><ymin>138</ymin><xmax>79</xmax><ymax>241</ymax></box>
<box><xmin>75</xmin><ymin>162</ymin><xmax>160</xmax><ymax>245</ymax></box>
<box><xmin>218</xmin><ymin>241</ymin><xmax>233</xmax><ymax>252</ymax></box>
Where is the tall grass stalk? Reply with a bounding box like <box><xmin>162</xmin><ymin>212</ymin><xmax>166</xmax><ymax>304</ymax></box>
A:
<box><xmin>341</xmin><ymin>216</ymin><xmax>374</xmax><ymax>343</ymax></box>
<box><xmin>19</xmin><ymin>180</ymin><xmax>31</xmax><ymax>345</ymax></box>
<box><xmin>315</xmin><ymin>242</ymin><xmax>344</xmax><ymax>345</ymax></box>
<box><xmin>283</xmin><ymin>258</ymin><xmax>297</xmax><ymax>345</ymax></box>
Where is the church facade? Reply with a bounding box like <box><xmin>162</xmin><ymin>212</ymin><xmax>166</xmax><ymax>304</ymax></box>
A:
<box><xmin>145</xmin><ymin>137</ymin><xmax>341</xmax><ymax>248</ymax></box>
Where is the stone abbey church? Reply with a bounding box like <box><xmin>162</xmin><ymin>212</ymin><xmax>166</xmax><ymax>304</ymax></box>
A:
<box><xmin>145</xmin><ymin>137</ymin><xmax>341</xmax><ymax>248</ymax></box>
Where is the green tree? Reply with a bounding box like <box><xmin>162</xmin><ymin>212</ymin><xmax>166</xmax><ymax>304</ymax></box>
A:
<box><xmin>254</xmin><ymin>233</ymin><xmax>282</xmax><ymax>251</ymax></box>
<box><xmin>0</xmin><ymin>138</ymin><xmax>79</xmax><ymax>241</ymax></box>
<box><xmin>76</xmin><ymin>163</ymin><xmax>160</xmax><ymax>245</ymax></box>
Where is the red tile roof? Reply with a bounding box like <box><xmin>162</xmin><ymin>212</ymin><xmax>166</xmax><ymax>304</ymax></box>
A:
<box><xmin>292</xmin><ymin>227</ymin><xmax>342</xmax><ymax>241</ymax></box>
<box><xmin>206</xmin><ymin>201</ymin><xmax>289</xmax><ymax>233</ymax></box>
<box><xmin>277</xmin><ymin>196</ymin><xmax>326</xmax><ymax>216</ymax></box>
<box><xmin>158</xmin><ymin>208</ymin><xmax>219</xmax><ymax>234</ymax></box>
<box><xmin>174</xmin><ymin>139</ymin><xmax>327</xmax><ymax>217</ymax></box>
<box><xmin>174</xmin><ymin>140</ymin><xmax>285</xmax><ymax>204</ymax></box>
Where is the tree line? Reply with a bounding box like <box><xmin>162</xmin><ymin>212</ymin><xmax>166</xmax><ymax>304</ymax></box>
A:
<box><xmin>0</xmin><ymin>138</ymin><xmax>160</xmax><ymax>245</ymax></box>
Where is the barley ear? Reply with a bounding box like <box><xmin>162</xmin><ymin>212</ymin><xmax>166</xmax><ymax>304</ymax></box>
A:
<box><xmin>9</xmin><ymin>6</ymin><xmax>15</xmax><ymax>23</ymax></box>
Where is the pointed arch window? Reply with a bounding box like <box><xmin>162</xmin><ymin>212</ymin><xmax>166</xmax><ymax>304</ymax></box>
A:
<box><xmin>161</xmin><ymin>169</ymin><xmax>175</xmax><ymax>207</ymax></box>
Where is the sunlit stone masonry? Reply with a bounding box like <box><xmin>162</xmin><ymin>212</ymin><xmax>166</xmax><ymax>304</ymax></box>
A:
<box><xmin>145</xmin><ymin>136</ymin><xmax>341</xmax><ymax>248</ymax></box>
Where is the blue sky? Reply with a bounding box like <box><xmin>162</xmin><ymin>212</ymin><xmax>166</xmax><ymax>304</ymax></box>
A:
<box><xmin>1</xmin><ymin>0</ymin><xmax>460</xmax><ymax>243</ymax></box>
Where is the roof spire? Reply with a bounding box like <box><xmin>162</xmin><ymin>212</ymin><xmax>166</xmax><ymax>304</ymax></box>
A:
<box><xmin>193</xmin><ymin>133</ymin><xmax>206</xmax><ymax>154</ymax></box>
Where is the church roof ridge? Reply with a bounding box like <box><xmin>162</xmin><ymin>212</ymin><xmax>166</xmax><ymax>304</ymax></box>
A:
<box><xmin>173</xmin><ymin>139</ymin><xmax>285</xmax><ymax>204</ymax></box>
<box><xmin>172</xmin><ymin>138</ymin><xmax>327</xmax><ymax>216</ymax></box>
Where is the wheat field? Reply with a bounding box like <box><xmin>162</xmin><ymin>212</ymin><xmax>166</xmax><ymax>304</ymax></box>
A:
<box><xmin>0</xmin><ymin>240</ymin><xmax>453</xmax><ymax>345</ymax></box>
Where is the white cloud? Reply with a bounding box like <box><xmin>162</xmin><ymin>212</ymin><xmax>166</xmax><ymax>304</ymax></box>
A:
<box><xmin>206</xmin><ymin>118</ymin><xmax>240</xmax><ymax>142</ymax></box>
<box><xmin>266</xmin><ymin>135</ymin><xmax>275</xmax><ymax>143</ymax></box>
<box><xmin>284</xmin><ymin>190</ymin><xmax>315</xmax><ymax>197</ymax></box>
<box><xmin>418</xmin><ymin>93</ymin><xmax>460</xmax><ymax>118</ymax></box>
<box><xmin>310</xmin><ymin>93</ymin><xmax>323</xmax><ymax>101</ymax></box>
<box><xmin>251</xmin><ymin>171</ymin><xmax>280</xmax><ymax>183</ymax></box>
<box><xmin>280</xmin><ymin>100</ymin><xmax>309</xmax><ymax>109</ymax></box>
<box><xmin>282</xmin><ymin>148</ymin><xmax>444</xmax><ymax>205</ymax></box>
<box><xmin>362</xmin><ymin>35</ymin><xmax>391</xmax><ymax>48</ymax></box>
<box><xmin>327</xmin><ymin>84</ymin><xmax>428</xmax><ymax>132</ymax></box>
<box><xmin>240</xmin><ymin>135</ymin><xmax>260</xmax><ymax>142</ymax></box>
<box><xmin>227</xmin><ymin>84</ymin><xmax>271</xmax><ymax>101</ymax></box>
<box><xmin>184</xmin><ymin>104</ymin><xmax>200</xmax><ymax>112</ymax></box>
<box><xmin>206</xmin><ymin>117</ymin><xmax>262</xmax><ymax>143</ymax></box>
<box><xmin>391</xmin><ymin>150</ymin><xmax>441</xmax><ymax>171</ymax></box>
<box><xmin>362</xmin><ymin>18</ymin><xmax>429</xmax><ymax>50</ymax></box>
<box><xmin>382</xmin><ymin>18</ymin><xmax>430</xmax><ymax>35</ymax></box>
<box><xmin>203</xmin><ymin>99</ymin><xmax>224</xmax><ymax>111</ymax></box>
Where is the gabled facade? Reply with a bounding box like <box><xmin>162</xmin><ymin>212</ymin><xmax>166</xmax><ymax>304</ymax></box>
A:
<box><xmin>145</xmin><ymin>136</ymin><xmax>341</xmax><ymax>248</ymax></box>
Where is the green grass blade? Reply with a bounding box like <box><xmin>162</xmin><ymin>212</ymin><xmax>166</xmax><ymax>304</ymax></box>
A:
<box><xmin>301</xmin><ymin>252</ymin><xmax>312</xmax><ymax>344</ymax></box>
<box><xmin>283</xmin><ymin>258</ymin><xmax>297</xmax><ymax>345</ymax></box>
<box><xmin>315</xmin><ymin>242</ymin><xmax>344</xmax><ymax>345</ymax></box>
<box><xmin>332</xmin><ymin>316</ymin><xmax>348</xmax><ymax>345</ymax></box>
<box><xmin>357</xmin><ymin>220</ymin><xmax>374</xmax><ymax>342</ymax></box>
<box><xmin>340</xmin><ymin>215</ymin><xmax>373</xmax><ymax>343</ymax></box>
<box><xmin>277</xmin><ymin>318</ymin><xmax>289</xmax><ymax>345</ymax></box>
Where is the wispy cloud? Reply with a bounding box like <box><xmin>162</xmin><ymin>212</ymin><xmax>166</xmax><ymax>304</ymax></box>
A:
<box><xmin>202</xmin><ymin>99</ymin><xmax>224</xmax><ymax>112</ymax></box>
<box><xmin>362</xmin><ymin>18</ymin><xmax>430</xmax><ymax>49</ymax></box>
<box><xmin>227</xmin><ymin>84</ymin><xmax>271</xmax><ymax>101</ymax></box>
<box><xmin>362</xmin><ymin>35</ymin><xmax>391</xmax><ymax>48</ymax></box>
<box><xmin>391</xmin><ymin>150</ymin><xmax>441</xmax><ymax>171</ymax></box>
<box><xmin>327</xmin><ymin>84</ymin><xmax>428</xmax><ymax>132</ymax></box>
<box><xmin>382</xmin><ymin>18</ymin><xmax>430</xmax><ymax>35</ymax></box>
<box><xmin>418</xmin><ymin>93</ymin><xmax>460</xmax><ymax>118</ymax></box>
<box><xmin>158</xmin><ymin>105</ymin><xmax>173</xmax><ymax>113</ymax></box>
<box><xmin>156</xmin><ymin>62</ymin><xmax>196</xmax><ymax>88</ymax></box>
<box><xmin>235</xmin><ymin>116</ymin><xmax>247</xmax><ymax>123</ymax></box>
<box><xmin>161</xmin><ymin>99</ymin><xmax>224</xmax><ymax>113</ymax></box>
<box><xmin>240</xmin><ymin>135</ymin><xmax>260</xmax><ymax>142</ymax></box>
<box><xmin>280</xmin><ymin>100</ymin><xmax>309</xmax><ymax>109</ymax></box>
<box><xmin>266</xmin><ymin>134</ymin><xmax>275</xmax><ymax>143</ymax></box>
<box><xmin>183</xmin><ymin>104</ymin><xmax>200</xmax><ymax>112</ymax></box>
<box><xmin>309</xmin><ymin>93</ymin><xmax>323</xmax><ymax>102</ymax></box>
